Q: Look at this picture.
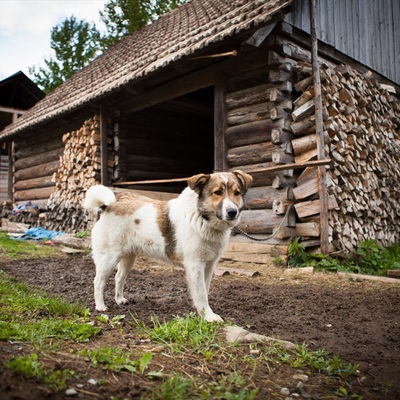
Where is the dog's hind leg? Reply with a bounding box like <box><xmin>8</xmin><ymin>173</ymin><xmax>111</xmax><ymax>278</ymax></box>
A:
<box><xmin>93</xmin><ymin>253</ymin><xmax>121</xmax><ymax>311</ymax></box>
<box><xmin>115</xmin><ymin>254</ymin><xmax>136</xmax><ymax>305</ymax></box>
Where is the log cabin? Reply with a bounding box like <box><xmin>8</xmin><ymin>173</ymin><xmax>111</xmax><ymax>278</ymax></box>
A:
<box><xmin>0</xmin><ymin>72</ymin><xmax>45</xmax><ymax>202</ymax></box>
<box><xmin>0</xmin><ymin>0</ymin><xmax>399</xmax><ymax>263</ymax></box>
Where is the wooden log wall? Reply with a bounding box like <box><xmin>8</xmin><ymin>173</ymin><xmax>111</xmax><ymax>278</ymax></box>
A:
<box><xmin>44</xmin><ymin>115</ymin><xmax>114</xmax><ymax>232</ymax></box>
<box><xmin>291</xmin><ymin>62</ymin><xmax>400</xmax><ymax>254</ymax></box>
<box><xmin>12</xmin><ymin>129</ymin><xmax>64</xmax><ymax>208</ymax></box>
<box><xmin>225</xmin><ymin>42</ymin><xmax>298</xmax><ymax>237</ymax></box>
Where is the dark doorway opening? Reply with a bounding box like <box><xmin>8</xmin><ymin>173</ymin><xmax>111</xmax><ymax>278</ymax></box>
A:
<box><xmin>123</xmin><ymin>86</ymin><xmax>214</xmax><ymax>193</ymax></box>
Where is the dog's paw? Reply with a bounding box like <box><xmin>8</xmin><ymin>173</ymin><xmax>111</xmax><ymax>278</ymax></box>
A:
<box><xmin>204</xmin><ymin>312</ymin><xmax>224</xmax><ymax>323</ymax></box>
<box><xmin>96</xmin><ymin>305</ymin><xmax>108</xmax><ymax>312</ymax></box>
<box><xmin>115</xmin><ymin>297</ymin><xmax>129</xmax><ymax>305</ymax></box>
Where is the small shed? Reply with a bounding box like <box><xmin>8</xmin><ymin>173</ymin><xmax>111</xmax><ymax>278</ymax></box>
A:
<box><xmin>0</xmin><ymin>71</ymin><xmax>45</xmax><ymax>201</ymax></box>
<box><xmin>0</xmin><ymin>0</ymin><xmax>399</xmax><ymax>263</ymax></box>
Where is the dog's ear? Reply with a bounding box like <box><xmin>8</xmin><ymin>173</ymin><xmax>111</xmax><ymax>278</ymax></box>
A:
<box><xmin>187</xmin><ymin>173</ymin><xmax>211</xmax><ymax>194</ymax></box>
<box><xmin>233</xmin><ymin>170</ymin><xmax>253</xmax><ymax>194</ymax></box>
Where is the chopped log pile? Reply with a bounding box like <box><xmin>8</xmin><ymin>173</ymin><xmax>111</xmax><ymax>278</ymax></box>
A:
<box><xmin>44</xmin><ymin>115</ymin><xmax>112</xmax><ymax>233</ymax></box>
<box><xmin>292</xmin><ymin>62</ymin><xmax>400</xmax><ymax>253</ymax></box>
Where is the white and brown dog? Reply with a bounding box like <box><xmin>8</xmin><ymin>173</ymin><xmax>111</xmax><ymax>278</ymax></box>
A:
<box><xmin>83</xmin><ymin>170</ymin><xmax>252</xmax><ymax>322</ymax></box>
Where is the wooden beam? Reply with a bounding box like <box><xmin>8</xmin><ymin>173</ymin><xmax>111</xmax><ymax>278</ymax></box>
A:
<box><xmin>8</xmin><ymin>142</ymin><xmax>13</xmax><ymax>200</ymax></box>
<box><xmin>100</xmin><ymin>107</ymin><xmax>109</xmax><ymax>185</ymax></box>
<box><xmin>214</xmin><ymin>74</ymin><xmax>228</xmax><ymax>172</ymax></box>
<box><xmin>112</xmin><ymin>159</ymin><xmax>331</xmax><ymax>186</ymax></box>
<box><xmin>0</xmin><ymin>106</ymin><xmax>26</xmax><ymax>115</ymax></box>
<box><xmin>310</xmin><ymin>0</ymin><xmax>329</xmax><ymax>255</ymax></box>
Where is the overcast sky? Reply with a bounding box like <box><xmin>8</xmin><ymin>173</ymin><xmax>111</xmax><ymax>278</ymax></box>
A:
<box><xmin>0</xmin><ymin>0</ymin><xmax>108</xmax><ymax>81</ymax></box>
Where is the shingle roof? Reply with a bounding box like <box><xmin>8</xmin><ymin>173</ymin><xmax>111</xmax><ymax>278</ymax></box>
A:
<box><xmin>0</xmin><ymin>0</ymin><xmax>291</xmax><ymax>140</ymax></box>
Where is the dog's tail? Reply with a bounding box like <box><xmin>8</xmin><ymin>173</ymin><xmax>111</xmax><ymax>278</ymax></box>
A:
<box><xmin>83</xmin><ymin>185</ymin><xmax>116</xmax><ymax>210</ymax></box>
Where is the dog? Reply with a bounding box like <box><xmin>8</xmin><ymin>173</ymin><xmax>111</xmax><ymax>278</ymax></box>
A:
<box><xmin>83</xmin><ymin>170</ymin><xmax>252</xmax><ymax>322</ymax></box>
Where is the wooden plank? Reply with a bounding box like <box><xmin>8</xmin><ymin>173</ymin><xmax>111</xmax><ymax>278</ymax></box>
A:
<box><xmin>214</xmin><ymin>75</ymin><xmax>228</xmax><ymax>172</ymax></box>
<box><xmin>113</xmin><ymin>160</ymin><xmax>331</xmax><ymax>186</ymax></box>
<box><xmin>221</xmin><ymin>251</ymin><xmax>277</xmax><ymax>264</ymax></box>
<box><xmin>100</xmin><ymin>107</ymin><xmax>109</xmax><ymax>185</ymax></box>
<box><xmin>295</xmin><ymin>221</ymin><xmax>320</xmax><ymax>237</ymax></box>
<box><xmin>310</xmin><ymin>0</ymin><xmax>329</xmax><ymax>254</ymax></box>
<box><xmin>292</xmin><ymin>177</ymin><xmax>318</xmax><ymax>200</ymax></box>
<box><xmin>294</xmin><ymin>195</ymin><xmax>337</xmax><ymax>219</ymax></box>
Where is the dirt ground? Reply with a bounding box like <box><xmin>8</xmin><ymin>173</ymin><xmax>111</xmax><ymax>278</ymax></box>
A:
<box><xmin>1</xmin><ymin>254</ymin><xmax>399</xmax><ymax>399</ymax></box>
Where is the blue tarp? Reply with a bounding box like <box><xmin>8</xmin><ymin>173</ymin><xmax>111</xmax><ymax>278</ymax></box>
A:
<box><xmin>16</xmin><ymin>227</ymin><xmax>64</xmax><ymax>241</ymax></box>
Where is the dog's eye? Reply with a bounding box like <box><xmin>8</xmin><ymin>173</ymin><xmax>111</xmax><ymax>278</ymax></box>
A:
<box><xmin>213</xmin><ymin>190</ymin><xmax>223</xmax><ymax>196</ymax></box>
<box><xmin>234</xmin><ymin>190</ymin><xmax>241</xmax><ymax>196</ymax></box>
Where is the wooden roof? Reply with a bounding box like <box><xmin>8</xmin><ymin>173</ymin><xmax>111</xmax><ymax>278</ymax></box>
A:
<box><xmin>0</xmin><ymin>0</ymin><xmax>291</xmax><ymax>141</ymax></box>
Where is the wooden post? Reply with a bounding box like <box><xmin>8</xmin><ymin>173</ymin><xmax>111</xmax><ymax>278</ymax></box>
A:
<box><xmin>310</xmin><ymin>0</ymin><xmax>329</xmax><ymax>255</ymax></box>
<box><xmin>100</xmin><ymin>107</ymin><xmax>109</xmax><ymax>186</ymax></box>
<box><xmin>214</xmin><ymin>75</ymin><xmax>228</xmax><ymax>172</ymax></box>
<box><xmin>7</xmin><ymin>142</ymin><xmax>14</xmax><ymax>200</ymax></box>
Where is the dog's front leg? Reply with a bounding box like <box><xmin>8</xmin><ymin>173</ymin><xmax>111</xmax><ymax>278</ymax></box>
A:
<box><xmin>184</xmin><ymin>262</ymin><xmax>223</xmax><ymax>323</ymax></box>
<box><xmin>205</xmin><ymin>260</ymin><xmax>218</xmax><ymax>295</ymax></box>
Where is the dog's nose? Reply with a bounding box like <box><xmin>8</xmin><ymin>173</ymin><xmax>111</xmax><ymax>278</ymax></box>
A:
<box><xmin>227</xmin><ymin>208</ymin><xmax>238</xmax><ymax>219</ymax></box>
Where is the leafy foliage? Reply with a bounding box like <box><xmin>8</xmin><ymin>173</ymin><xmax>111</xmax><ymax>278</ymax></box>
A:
<box><xmin>287</xmin><ymin>237</ymin><xmax>400</xmax><ymax>276</ymax></box>
<box><xmin>29</xmin><ymin>16</ymin><xmax>102</xmax><ymax>93</ymax></box>
<box><xmin>5</xmin><ymin>353</ymin><xmax>76</xmax><ymax>391</ymax></box>
<box><xmin>99</xmin><ymin>0</ymin><xmax>186</xmax><ymax>47</ymax></box>
<box><xmin>29</xmin><ymin>0</ymin><xmax>187</xmax><ymax>92</ymax></box>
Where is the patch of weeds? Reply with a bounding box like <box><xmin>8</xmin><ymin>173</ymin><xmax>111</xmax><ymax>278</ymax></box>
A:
<box><xmin>356</xmin><ymin>240</ymin><xmax>400</xmax><ymax>275</ymax></box>
<box><xmin>288</xmin><ymin>236</ymin><xmax>400</xmax><ymax>276</ymax></box>
<box><xmin>287</xmin><ymin>237</ymin><xmax>307</xmax><ymax>267</ymax></box>
<box><xmin>264</xmin><ymin>342</ymin><xmax>359</xmax><ymax>378</ymax></box>
<box><xmin>0</xmin><ymin>270</ymin><xmax>100</xmax><ymax>343</ymax></box>
<box><xmin>0</xmin><ymin>319</ymin><xmax>101</xmax><ymax>342</ymax></box>
<box><xmin>5</xmin><ymin>353</ymin><xmax>76</xmax><ymax>391</ymax></box>
<box><xmin>74</xmin><ymin>231</ymin><xmax>89</xmax><ymax>238</ymax></box>
<box><xmin>96</xmin><ymin>313</ymin><xmax>126</xmax><ymax>328</ymax></box>
<box><xmin>0</xmin><ymin>232</ymin><xmax>62</xmax><ymax>260</ymax></box>
<box><xmin>81</xmin><ymin>346</ymin><xmax>156</xmax><ymax>376</ymax></box>
<box><xmin>132</xmin><ymin>311</ymin><xmax>222</xmax><ymax>354</ymax></box>
<box><xmin>147</xmin><ymin>372</ymin><xmax>259</xmax><ymax>400</ymax></box>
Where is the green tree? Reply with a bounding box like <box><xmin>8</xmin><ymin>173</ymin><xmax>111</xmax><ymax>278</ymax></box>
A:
<box><xmin>99</xmin><ymin>0</ymin><xmax>186</xmax><ymax>47</ymax></box>
<box><xmin>29</xmin><ymin>16</ymin><xmax>102</xmax><ymax>93</ymax></box>
<box><xmin>29</xmin><ymin>1</ymin><xmax>187</xmax><ymax>93</ymax></box>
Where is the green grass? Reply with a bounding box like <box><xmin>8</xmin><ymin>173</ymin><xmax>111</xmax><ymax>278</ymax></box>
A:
<box><xmin>5</xmin><ymin>353</ymin><xmax>76</xmax><ymax>391</ymax></box>
<box><xmin>0</xmin><ymin>232</ymin><xmax>63</xmax><ymax>260</ymax></box>
<box><xmin>0</xmin><ymin>270</ymin><xmax>100</xmax><ymax>343</ymax></box>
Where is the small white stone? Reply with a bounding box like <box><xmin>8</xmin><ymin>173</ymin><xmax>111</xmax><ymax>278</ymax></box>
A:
<box><xmin>65</xmin><ymin>388</ymin><xmax>78</xmax><ymax>396</ymax></box>
<box><xmin>88</xmin><ymin>378</ymin><xmax>98</xmax><ymax>385</ymax></box>
<box><xmin>326</xmin><ymin>324</ymin><xmax>332</xmax><ymax>328</ymax></box>
<box><xmin>292</xmin><ymin>373</ymin><xmax>309</xmax><ymax>382</ymax></box>
<box><xmin>280</xmin><ymin>387</ymin><xmax>291</xmax><ymax>396</ymax></box>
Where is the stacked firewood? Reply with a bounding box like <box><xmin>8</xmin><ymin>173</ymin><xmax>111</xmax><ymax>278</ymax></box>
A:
<box><xmin>292</xmin><ymin>63</ymin><xmax>400</xmax><ymax>253</ymax></box>
<box><xmin>44</xmin><ymin>115</ymin><xmax>106</xmax><ymax>233</ymax></box>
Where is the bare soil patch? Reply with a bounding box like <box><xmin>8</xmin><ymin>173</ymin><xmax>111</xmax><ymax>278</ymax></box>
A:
<box><xmin>1</xmin><ymin>254</ymin><xmax>399</xmax><ymax>399</ymax></box>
